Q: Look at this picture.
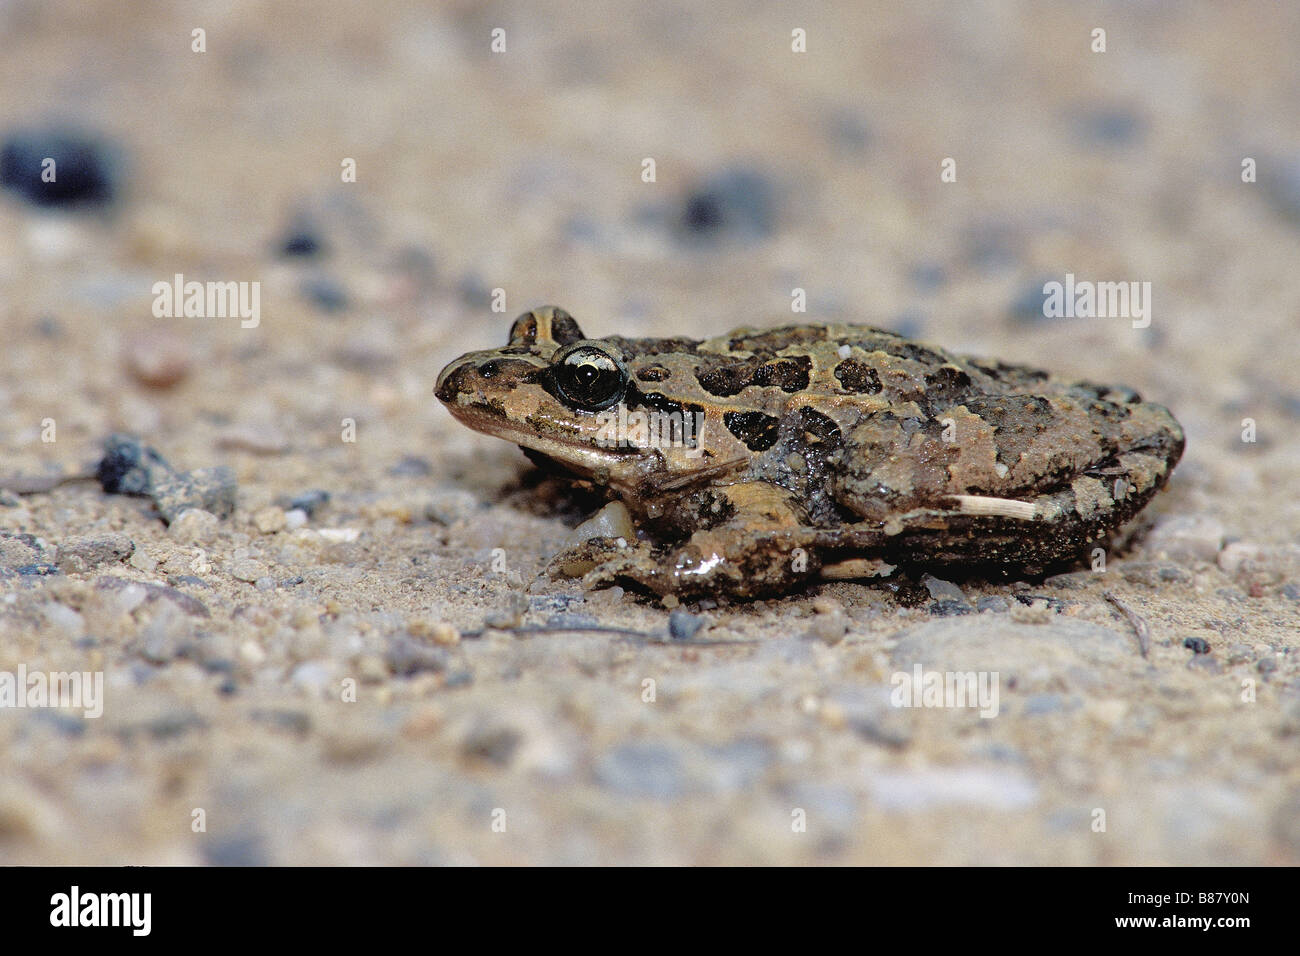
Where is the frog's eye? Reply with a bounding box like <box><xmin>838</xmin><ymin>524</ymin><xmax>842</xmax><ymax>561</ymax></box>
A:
<box><xmin>552</xmin><ymin>343</ymin><xmax>628</xmax><ymax>411</ymax></box>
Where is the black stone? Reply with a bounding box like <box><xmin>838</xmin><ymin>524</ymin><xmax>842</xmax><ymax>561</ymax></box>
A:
<box><xmin>96</xmin><ymin>433</ymin><xmax>172</xmax><ymax>496</ymax></box>
<box><xmin>0</xmin><ymin>127</ymin><xmax>119</xmax><ymax>208</ymax></box>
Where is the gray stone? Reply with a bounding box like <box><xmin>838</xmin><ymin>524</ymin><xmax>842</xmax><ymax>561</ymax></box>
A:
<box><xmin>152</xmin><ymin>466</ymin><xmax>238</xmax><ymax>522</ymax></box>
<box><xmin>56</xmin><ymin>532</ymin><xmax>134</xmax><ymax>572</ymax></box>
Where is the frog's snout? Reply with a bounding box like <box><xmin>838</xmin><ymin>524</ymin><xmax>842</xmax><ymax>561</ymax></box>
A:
<box><xmin>435</xmin><ymin>354</ymin><xmax>544</xmax><ymax>405</ymax></box>
<box><xmin>434</xmin><ymin>357</ymin><xmax>474</xmax><ymax>403</ymax></box>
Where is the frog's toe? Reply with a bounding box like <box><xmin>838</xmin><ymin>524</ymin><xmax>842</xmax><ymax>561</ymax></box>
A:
<box><xmin>547</xmin><ymin>536</ymin><xmax>642</xmax><ymax>581</ymax></box>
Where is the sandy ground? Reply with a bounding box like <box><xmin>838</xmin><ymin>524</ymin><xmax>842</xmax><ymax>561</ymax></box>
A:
<box><xmin>0</xmin><ymin>0</ymin><xmax>1297</xmax><ymax>865</ymax></box>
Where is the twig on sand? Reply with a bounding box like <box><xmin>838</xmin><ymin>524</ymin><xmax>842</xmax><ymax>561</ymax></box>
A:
<box><xmin>460</xmin><ymin>623</ymin><xmax>758</xmax><ymax>647</ymax></box>
<box><xmin>1104</xmin><ymin>591</ymin><xmax>1150</xmax><ymax>658</ymax></box>
<box><xmin>0</xmin><ymin>472</ymin><xmax>95</xmax><ymax>495</ymax></box>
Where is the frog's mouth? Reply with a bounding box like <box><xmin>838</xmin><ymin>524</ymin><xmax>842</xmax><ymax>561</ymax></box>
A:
<box><xmin>444</xmin><ymin>398</ymin><xmax>641</xmax><ymax>475</ymax></box>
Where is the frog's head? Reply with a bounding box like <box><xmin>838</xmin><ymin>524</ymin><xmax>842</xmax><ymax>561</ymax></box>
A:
<box><xmin>436</xmin><ymin>307</ymin><xmax>705</xmax><ymax>488</ymax></box>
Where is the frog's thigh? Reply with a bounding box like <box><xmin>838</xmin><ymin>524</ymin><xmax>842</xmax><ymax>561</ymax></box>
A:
<box><xmin>831</xmin><ymin>415</ymin><xmax>952</xmax><ymax>520</ymax></box>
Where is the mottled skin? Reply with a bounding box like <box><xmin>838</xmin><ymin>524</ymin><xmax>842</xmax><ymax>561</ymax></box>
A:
<box><xmin>436</xmin><ymin>306</ymin><xmax>1185</xmax><ymax>599</ymax></box>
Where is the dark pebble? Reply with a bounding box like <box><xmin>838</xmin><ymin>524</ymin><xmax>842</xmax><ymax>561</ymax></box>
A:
<box><xmin>385</xmin><ymin>636</ymin><xmax>447</xmax><ymax>676</ymax></box>
<box><xmin>388</xmin><ymin>455</ymin><xmax>433</xmax><ymax>477</ymax></box>
<box><xmin>676</xmin><ymin>168</ymin><xmax>776</xmax><ymax>244</ymax></box>
<box><xmin>300</xmin><ymin>274</ymin><xmax>348</xmax><ymax>313</ymax></box>
<box><xmin>168</xmin><ymin>574</ymin><xmax>209</xmax><ymax>589</ymax></box>
<box><xmin>1282</xmin><ymin>582</ymin><xmax>1300</xmax><ymax>602</ymax></box>
<box><xmin>217</xmin><ymin>677</ymin><xmax>238</xmax><ymax>696</ymax></box>
<box><xmin>1183</xmin><ymin>636</ymin><xmax>1212</xmax><ymax>655</ymax></box>
<box><xmin>0</xmin><ymin>127</ymin><xmax>119</xmax><ymax>208</ymax></box>
<box><xmin>96</xmin><ymin>433</ymin><xmax>173</xmax><ymax>496</ymax></box>
<box><xmin>928</xmin><ymin>599</ymin><xmax>973</xmax><ymax>617</ymax></box>
<box><xmin>277</xmin><ymin>215</ymin><xmax>326</xmax><ymax>258</ymax></box>
<box><xmin>1012</xmin><ymin>593</ymin><xmax>1069</xmax><ymax>611</ymax></box>
<box><xmin>17</xmin><ymin>563</ymin><xmax>59</xmax><ymax>576</ymax></box>
<box><xmin>285</xmin><ymin>489</ymin><xmax>330</xmax><ymax>516</ymax></box>
<box><xmin>668</xmin><ymin>608</ymin><xmax>705</xmax><ymax>640</ymax></box>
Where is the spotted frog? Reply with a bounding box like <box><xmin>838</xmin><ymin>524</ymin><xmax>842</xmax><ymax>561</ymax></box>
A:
<box><xmin>435</xmin><ymin>307</ymin><xmax>1184</xmax><ymax>599</ymax></box>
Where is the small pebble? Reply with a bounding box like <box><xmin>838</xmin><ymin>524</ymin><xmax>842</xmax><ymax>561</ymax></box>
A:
<box><xmin>929</xmin><ymin>599</ymin><xmax>974</xmax><ymax>617</ymax></box>
<box><xmin>128</xmin><ymin>549</ymin><xmax>158</xmax><ymax>574</ymax></box>
<box><xmin>252</xmin><ymin>506</ymin><xmax>287</xmax><ymax>534</ymax></box>
<box><xmin>922</xmin><ymin>573</ymin><xmax>969</xmax><ymax>605</ymax></box>
<box><xmin>431</xmin><ymin>622</ymin><xmax>460</xmax><ymax>646</ymax></box>
<box><xmin>1183</xmin><ymin>636</ymin><xmax>1212</xmax><ymax>655</ymax></box>
<box><xmin>285</xmin><ymin>489</ymin><xmax>330</xmax><ymax>517</ymax></box>
<box><xmin>167</xmin><ymin>508</ymin><xmax>219</xmax><ymax>543</ymax></box>
<box><xmin>229</xmin><ymin>559</ymin><xmax>268</xmax><ymax>583</ymax></box>
<box><xmin>385</xmin><ymin>636</ymin><xmax>447</xmax><ymax>676</ymax></box>
<box><xmin>668</xmin><ymin>608</ymin><xmax>705</xmax><ymax>641</ymax></box>
<box><xmin>284</xmin><ymin>508</ymin><xmax>308</xmax><ymax>530</ymax></box>
<box><xmin>56</xmin><ymin>533</ymin><xmax>134</xmax><ymax>572</ymax></box>
<box><xmin>484</xmin><ymin>592</ymin><xmax>529</xmax><ymax>629</ymax></box>
<box><xmin>152</xmin><ymin>466</ymin><xmax>238</xmax><ymax>523</ymax></box>
<box><xmin>124</xmin><ymin>331</ymin><xmax>192</xmax><ymax>388</ymax></box>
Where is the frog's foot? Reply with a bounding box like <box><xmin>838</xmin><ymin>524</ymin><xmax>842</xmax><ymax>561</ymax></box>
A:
<box><xmin>551</xmin><ymin>527</ymin><xmax>820</xmax><ymax>600</ymax></box>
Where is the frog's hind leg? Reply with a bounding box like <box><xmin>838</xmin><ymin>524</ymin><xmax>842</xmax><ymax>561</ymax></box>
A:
<box><xmin>871</xmin><ymin>445</ymin><xmax>1178</xmax><ymax>575</ymax></box>
<box><xmin>551</xmin><ymin>481</ymin><xmax>824</xmax><ymax>599</ymax></box>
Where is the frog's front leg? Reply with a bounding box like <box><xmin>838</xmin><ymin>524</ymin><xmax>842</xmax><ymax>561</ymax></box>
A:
<box><xmin>551</xmin><ymin>482</ymin><xmax>822</xmax><ymax>599</ymax></box>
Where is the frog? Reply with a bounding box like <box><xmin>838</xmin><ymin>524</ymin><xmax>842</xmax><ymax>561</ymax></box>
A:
<box><xmin>435</xmin><ymin>306</ymin><xmax>1185</xmax><ymax>599</ymax></box>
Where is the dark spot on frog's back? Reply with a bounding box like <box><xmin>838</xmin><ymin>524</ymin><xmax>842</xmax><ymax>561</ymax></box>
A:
<box><xmin>751</xmin><ymin>357</ymin><xmax>811</xmax><ymax>391</ymax></box>
<box><xmin>696</xmin><ymin>355</ymin><xmax>811</xmax><ymax>396</ymax></box>
<box><xmin>923</xmin><ymin>365</ymin><xmax>974</xmax><ymax>402</ymax></box>
<box><xmin>833</xmin><ymin>360</ymin><xmax>882</xmax><ymax>394</ymax></box>
<box><xmin>724</xmin><ymin>411</ymin><xmax>781</xmax><ymax>451</ymax></box>
<box><xmin>636</xmin><ymin>364</ymin><xmax>671</xmax><ymax>383</ymax></box>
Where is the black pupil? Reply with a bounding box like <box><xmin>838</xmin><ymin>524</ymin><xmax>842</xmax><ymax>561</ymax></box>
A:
<box><xmin>557</xmin><ymin>350</ymin><xmax>623</xmax><ymax>409</ymax></box>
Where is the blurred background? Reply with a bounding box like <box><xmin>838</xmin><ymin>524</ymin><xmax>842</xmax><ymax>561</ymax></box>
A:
<box><xmin>0</xmin><ymin>0</ymin><xmax>1297</xmax><ymax>865</ymax></box>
